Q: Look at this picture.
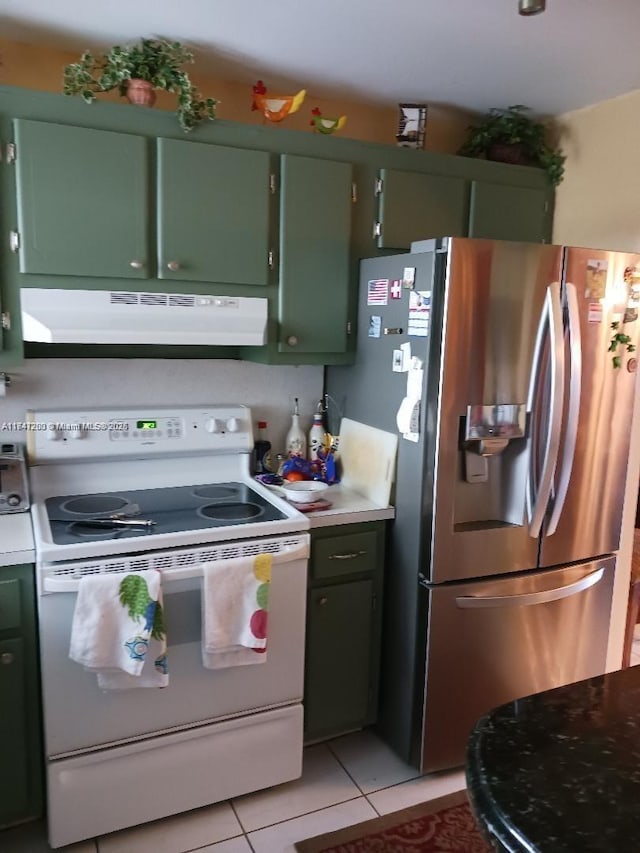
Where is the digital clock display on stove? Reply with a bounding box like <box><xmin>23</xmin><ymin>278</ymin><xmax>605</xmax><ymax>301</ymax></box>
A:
<box><xmin>137</xmin><ymin>420</ymin><xmax>157</xmax><ymax>430</ymax></box>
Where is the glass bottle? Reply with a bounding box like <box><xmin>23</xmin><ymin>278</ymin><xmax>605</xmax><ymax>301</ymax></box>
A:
<box><xmin>286</xmin><ymin>397</ymin><xmax>307</xmax><ymax>458</ymax></box>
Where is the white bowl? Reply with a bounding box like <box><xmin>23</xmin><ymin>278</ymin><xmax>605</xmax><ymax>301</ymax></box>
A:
<box><xmin>280</xmin><ymin>480</ymin><xmax>329</xmax><ymax>504</ymax></box>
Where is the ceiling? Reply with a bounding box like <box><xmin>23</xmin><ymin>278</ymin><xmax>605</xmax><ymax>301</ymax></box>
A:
<box><xmin>2</xmin><ymin>0</ymin><xmax>640</xmax><ymax>118</ymax></box>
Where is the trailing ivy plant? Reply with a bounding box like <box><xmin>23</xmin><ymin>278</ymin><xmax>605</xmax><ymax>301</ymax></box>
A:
<box><xmin>457</xmin><ymin>105</ymin><xmax>565</xmax><ymax>186</ymax></box>
<box><xmin>63</xmin><ymin>38</ymin><xmax>217</xmax><ymax>132</ymax></box>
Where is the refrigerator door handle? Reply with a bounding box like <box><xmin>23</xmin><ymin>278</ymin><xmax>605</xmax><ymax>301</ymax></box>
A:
<box><xmin>546</xmin><ymin>282</ymin><xmax>581</xmax><ymax>536</ymax></box>
<box><xmin>527</xmin><ymin>282</ymin><xmax>565</xmax><ymax>537</ymax></box>
<box><xmin>455</xmin><ymin>567</ymin><xmax>605</xmax><ymax>609</ymax></box>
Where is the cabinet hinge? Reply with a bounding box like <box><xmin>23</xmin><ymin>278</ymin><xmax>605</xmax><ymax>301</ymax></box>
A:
<box><xmin>544</xmin><ymin>200</ymin><xmax>549</xmax><ymax>213</ymax></box>
<box><xmin>9</xmin><ymin>230</ymin><xmax>20</xmax><ymax>252</ymax></box>
<box><xmin>1</xmin><ymin>312</ymin><xmax>11</xmax><ymax>331</ymax></box>
<box><xmin>373</xmin><ymin>222</ymin><xmax>382</xmax><ymax>239</ymax></box>
<box><xmin>269</xmin><ymin>173</ymin><xmax>277</xmax><ymax>194</ymax></box>
<box><xmin>374</xmin><ymin>177</ymin><xmax>383</xmax><ymax>196</ymax></box>
<box><xmin>5</xmin><ymin>142</ymin><xmax>16</xmax><ymax>164</ymax></box>
<box><xmin>351</xmin><ymin>182</ymin><xmax>358</xmax><ymax>203</ymax></box>
<box><xmin>268</xmin><ymin>249</ymin><xmax>275</xmax><ymax>270</ymax></box>
<box><xmin>346</xmin><ymin>321</ymin><xmax>353</xmax><ymax>335</ymax></box>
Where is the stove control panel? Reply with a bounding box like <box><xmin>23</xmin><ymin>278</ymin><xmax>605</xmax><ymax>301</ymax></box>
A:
<box><xmin>26</xmin><ymin>406</ymin><xmax>254</xmax><ymax>462</ymax></box>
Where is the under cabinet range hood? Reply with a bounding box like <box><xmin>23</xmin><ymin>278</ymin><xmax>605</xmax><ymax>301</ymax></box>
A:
<box><xmin>20</xmin><ymin>289</ymin><xmax>268</xmax><ymax>346</ymax></box>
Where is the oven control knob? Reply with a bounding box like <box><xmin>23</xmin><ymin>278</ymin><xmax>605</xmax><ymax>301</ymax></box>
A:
<box><xmin>205</xmin><ymin>418</ymin><xmax>223</xmax><ymax>434</ymax></box>
<box><xmin>226</xmin><ymin>417</ymin><xmax>241</xmax><ymax>433</ymax></box>
<box><xmin>46</xmin><ymin>427</ymin><xmax>61</xmax><ymax>441</ymax></box>
<box><xmin>70</xmin><ymin>427</ymin><xmax>87</xmax><ymax>440</ymax></box>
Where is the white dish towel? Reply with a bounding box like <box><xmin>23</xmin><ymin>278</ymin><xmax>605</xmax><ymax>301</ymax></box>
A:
<box><xmin>202</xmin><ymin>552</ymin><xmax>272</xmax><ymax>670</ymax></box>
<box><xmin>69</xmin><ymin>569</ymin><xmax>169</xmax><ymax>689</ymax></box>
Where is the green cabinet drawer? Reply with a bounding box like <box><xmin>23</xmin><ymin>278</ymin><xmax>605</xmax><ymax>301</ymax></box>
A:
<box><xmin>0</xmin><ymin>578</ymin><xmax>21</xmax><ymax>632</ymax></box>
<box><xmin>311</xmin><ymin>530</ymin><xmax>378</xmax><ymax>581</ymax></box>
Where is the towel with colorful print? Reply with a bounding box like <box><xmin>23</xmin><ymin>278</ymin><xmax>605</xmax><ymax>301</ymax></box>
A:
<box><xmin>69</xmin><ymin>569</ymin><xmax>168</xmax><ymax>689</ymax></box>
<box><xmin>202</xmin><ymin>552</ymin><xmax>272</xmax><ymax>669</ymax></box>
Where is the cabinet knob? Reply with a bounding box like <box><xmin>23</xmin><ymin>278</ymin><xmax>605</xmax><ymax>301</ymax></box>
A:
<box><xmin>286</xmin><ymin>335</ymin><xmax>299</xmax><ymax>347</ymax></box>
<box><xmin>1</xmin><ymin>652</ymin><xmax>14</xmax><ymax>665</ymax></box>
<box><xmin>166</xmin><ymin>261</ymin><xmax>181</xmax><ymax>272</ymax></box>
<box><xmin>318</xmin><ymin>596</ymin><xmax>328</xmax><ymax>607</ymax></box>
<box><xmin>129</xmin><ymin>260</ymin><xmax>144</xmax><ymax>270</ymax></box>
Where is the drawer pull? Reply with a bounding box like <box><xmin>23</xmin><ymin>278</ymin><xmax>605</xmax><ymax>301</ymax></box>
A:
<box><xmin>329</xmin><ymin>550</ymin><xmax>367</xmax><ymax>560</ymax></box>
<box><xmin>1</xmin><ymin>652</ymin><xmax>14</xmax><ymax>665</ymax></box>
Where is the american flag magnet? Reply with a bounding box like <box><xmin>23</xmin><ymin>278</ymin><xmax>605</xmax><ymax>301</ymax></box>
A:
<box><xmin>367</xmin><ymin>279</ymin><xmax>389</xmax><ymax>306</ymax></box>
<box><xmin>390</xmin><ymin>279</ymin><xmax>403</xmax><ymax>299</ymax></box>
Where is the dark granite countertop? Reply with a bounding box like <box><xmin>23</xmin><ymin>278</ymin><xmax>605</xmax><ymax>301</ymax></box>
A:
<box><xmin>466</xmin><ymin>665</ymin><xmax>640</xmax><ymax>852</ymax></box>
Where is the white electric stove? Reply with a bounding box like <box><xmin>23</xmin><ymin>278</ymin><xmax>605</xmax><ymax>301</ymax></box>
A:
<box><xmin>27</xmin><ymin>405</ymin><xmax>310</xmax><ymax>848</ymax></box>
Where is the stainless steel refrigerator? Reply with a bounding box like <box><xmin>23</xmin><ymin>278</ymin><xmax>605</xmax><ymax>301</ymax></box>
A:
<box><xmin>326</xmin><ymin>237</ymin><xmax>640</xmax><ymax>773</ymax></box>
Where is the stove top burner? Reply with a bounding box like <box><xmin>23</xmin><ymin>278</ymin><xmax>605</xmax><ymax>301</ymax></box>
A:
<box><xmin>67</xmin><ymin>522</ymin><xmax>125</xmax><ymax>540</ymax></box>
<box><xmin>61</xmin><ymin>495</ymin><xmax>130</xmax><ymax>515</ymax></box>
<box><xmin>45</xmin><ymin>482</ymin><xmax>287</xmax><ymax>546</ymax></box>
<box><xmin>192</xmin><ymin>485</ymin><xmax>240</xmax><ymax>500</ymax></box>
<box><xmin>198</xmin><ymin>502</ymin><xmax>263</xmax><ymax>521</ymax></box>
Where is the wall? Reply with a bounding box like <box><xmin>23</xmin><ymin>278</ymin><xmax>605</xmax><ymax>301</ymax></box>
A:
<box><xmin>554</xmin><ymin>88</ymin><xmax>640</xmax><ymax>672</ymax></box>
<box><xmin>0</xmin><ymin>37</ymin><xmax>474</xmax><ymax>152</ymax></box>
<box><xmin>0</xmin><ymin>359</ymin><xmax>324</xmax><ymax>456</ymax></box>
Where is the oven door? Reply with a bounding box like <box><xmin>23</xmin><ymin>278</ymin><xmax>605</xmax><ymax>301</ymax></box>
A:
<box><xmin>37</xmin><ymin>534</ymin><xmax>309</xmax><ymax>758</ymax></box>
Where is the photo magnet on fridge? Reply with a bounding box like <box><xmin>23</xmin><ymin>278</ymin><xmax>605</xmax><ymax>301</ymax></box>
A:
<box><xmin>368</xmin><ymin>315</ymin><xmax>382</xmax><ymax>338</ymax></box>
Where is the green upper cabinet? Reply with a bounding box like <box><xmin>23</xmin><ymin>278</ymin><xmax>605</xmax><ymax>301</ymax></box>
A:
<box><xmin>375</xmin><ymin>168</ymin><xmax>468</xmax><ymax>249</ymax></box>
<box><xmin>157</xmin><ymin>138</ymin><xmax>272</xmax><ymax>286</ymax></box>
<box><xmin>278</xmin><ymin>154</ymin><xmax>353</xmax><ymax>354</ymax></box>
<box><xmin>13</xmin><ymin>119</ymin><xmax>149</xmax><ymax>279</ymax></box>
<box><xmin>468</xmin><ymin>181</ymin><xmax>551</xmax><ymax>242</ymax></box>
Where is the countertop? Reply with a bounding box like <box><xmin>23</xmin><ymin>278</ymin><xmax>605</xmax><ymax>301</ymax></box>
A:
<box><xmin>303</xmin><ymin>484</ymin><xmax>395</xmax><ymax>528</ymax></box>
<box><xmin>466</xmin><ymin>665</ymin><xmax>640</xmax><ymax>852</ymax></box>
<box><xmin>0</xmin><ymin>511</ymin><xmax>36</xmax><ymax>566</ymax></box>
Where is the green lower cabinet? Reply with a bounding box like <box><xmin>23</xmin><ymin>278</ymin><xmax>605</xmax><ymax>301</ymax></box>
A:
<box><xmin>304</xmin><ymin>522</ymin><xmax>385</xmax><ymax>741</ymax></box>
<box><xmin>0</xmin><ymin>564</ymin><xmax>43</xmax><ymax>829</ymax></box>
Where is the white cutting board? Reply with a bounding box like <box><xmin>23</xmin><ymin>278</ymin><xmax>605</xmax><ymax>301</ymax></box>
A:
<box><xmin>338</xmin><ymin>418</ymin><xmax>398</xmax><ymax>507</ymax></box>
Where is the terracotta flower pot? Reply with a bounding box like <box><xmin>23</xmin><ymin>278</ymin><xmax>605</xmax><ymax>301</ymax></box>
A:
<box><xmin>126</xmin><ymin>79</ymin><xmax>156</xmax><ymax>107</ymax></box>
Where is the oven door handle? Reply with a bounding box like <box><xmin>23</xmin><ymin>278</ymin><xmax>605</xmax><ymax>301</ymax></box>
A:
<box><xmin>42</xmin><ymin>539</ymin><xmax>310</xmax><ymax>593</ymax></box>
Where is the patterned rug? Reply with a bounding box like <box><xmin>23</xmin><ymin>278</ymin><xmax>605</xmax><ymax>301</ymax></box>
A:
<box><xmin>294</xmin><ymin>790</ymin><xmax>492</xmax><ymax>852</ymax></box>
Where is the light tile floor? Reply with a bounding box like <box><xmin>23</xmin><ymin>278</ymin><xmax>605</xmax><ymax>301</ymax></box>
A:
<box><xmin>0</xmin><ymin>729</ymin><xmax>466</xmax><ymax>853</ymax></box>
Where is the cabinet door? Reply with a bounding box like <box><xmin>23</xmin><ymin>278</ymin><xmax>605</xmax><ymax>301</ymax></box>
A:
<box><xmin>375</xmin><ymin>169</ymin><xmax>468</xmax><ymax>249</ymax></box>
<box><xmin>468</xmin><ymin>181</ymin><xmax>550</xmax><ymax>242</ymax></box>
<box><xmin>305</xmin><ymin>580</ymin><xmax>373</xmax><ymax>738</ymax></box>
<box><xmin>14</xmin><ymin>119</ymin><xmax>148</xmax><ymax>279</ymax></box>
<box><xmin>157</xmin><ymin>138</ymin><xmax>271</xmax><ymax>285</ymax></box>
<box><xmin>278</xmin><ymin>155</ymin><xmax>352</xmax><ymax>354</ymax></box>
<box><xmin>0</xmin><ymin>637</ymin><xmax>29</xmax><ymax>826</ymax></box>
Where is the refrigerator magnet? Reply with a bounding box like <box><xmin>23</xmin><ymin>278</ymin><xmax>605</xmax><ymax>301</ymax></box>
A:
<box><xmin>587</xmin><ymin>302</ymin><xmax>603</xmax><ymax>324</ymax></box>
<box><xmin>367</xmin><ymin>279</ymin><xmax>389</xmax><ymax>305</ymax></box>
<box><xmin>585</xmin><ymin>259</ymin><xmax>608</xmax><ymax>299</ymax></box>
<box><xmin>402</xmin><ymin>267</ymin><xmax>416</xmax><ymax>290</ymax></box>
<box><xmin>390</xmin><ymin>279</ymin><xmax>403</xmax><ymax>299</ymax></box>
<box><xmin>408</xmin><ymin>290</ymin><xmax>431</xmax><ymax>337</ymax></box>
<box><xmin>368</xmin><ymin>315</ymin><xmax>382</xmax><ymax>338</ymax></box>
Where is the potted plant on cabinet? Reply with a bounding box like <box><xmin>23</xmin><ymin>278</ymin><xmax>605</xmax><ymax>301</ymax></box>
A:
<box><xmin>63</xmin><ymin>38</ymin><xmax>217</xmax><ymax>132</ymax></box>
<box><xmin>457</xmin><ymin>105</ymin><xmax>565</xmax><ymax>186</ymax></box>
